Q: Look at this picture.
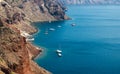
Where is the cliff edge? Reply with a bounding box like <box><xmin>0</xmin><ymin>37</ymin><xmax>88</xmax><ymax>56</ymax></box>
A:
<box><xmin>0</xmin><ymin>22</ymin><xmax>50</xmax><ymax>74</ymax></box>
<box><xmin>0</xmin><ymin>0</ymin><xmax>68</xmax><ymax>74</ymax></box>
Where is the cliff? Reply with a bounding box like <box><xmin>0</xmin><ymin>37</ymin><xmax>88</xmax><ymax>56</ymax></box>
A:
<box><xmin>65</xmin><ymin>0</ymin><xmax>120</xmax><ymax>5</ymax></box>
<box><xmin>0</xmin><ymin>0</ymin><xmax>68</xmax><ymax>33</ymax></box>
<box><xmin>0</xmin><ymin>23</ymin><xmax>50</xmax><ymax>74</ymax></box>
<box><xmin>0</xmin><ymin>0</ymin><xmax>68</xmax><ymax>74</ymax></box>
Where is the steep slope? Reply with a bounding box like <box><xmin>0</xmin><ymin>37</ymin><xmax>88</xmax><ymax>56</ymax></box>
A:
<box><xmin>4</xmin><ymin>0</ymin><xmax>68</xmax><ymax>21</ymax></box>
<box><xmin>0</xmin><ymin>0</ymin><xmax>68</xmax><ymax>74</ymax></box>
<box><xmin>0</xmin><ymin>0</ymin><xmax>69</xmax><ymax>34</ymax></box>
<box><xmin>0</xmin><ymin>19</ymin><xmax>50</xmax><ymax>74</ymax></box>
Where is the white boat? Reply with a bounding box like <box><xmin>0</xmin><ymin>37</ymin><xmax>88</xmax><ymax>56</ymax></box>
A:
<box><xmin>56</xmin><ymin>44</ymin><xmax>62</xmax><ymax>57</ymax></box>
<box><xmin>58</xmin><ymin>25</ymin><xmax>62</xmax><ymax>28</ymax></box>
<box><xmin>56</xmin><ymin>49</ymin><xmax>62</xmax><ymax>57</ymax></box>
<box><xmin>20</xmin><ymin>31</ymin><xmax>32</xmax><ymax>37</ymax></box>
<box><xmin>49</xmin><ymin>20</ymin><xmax>51</xmax><ymax>23</ymax></box>
<box><xmin>49</xmin><ymin>28</ymin><xmax>55</xmax><ymax>31</ymax></box>
<box><xmin>56</xmin><ymin>49</ymin><xmax>62</xmax><ymax>53</ymax></box>
<box><xmin>58</xmin><ymin>53</ymin><xmax>62</xmax><ymax>57</ymax></box>
<box><xmin>26</xmin><ymin>38</ymin><xmax>34</xmax><ymax>41</ymax></box>
<box><xmin>71</xmin><ymin>23</ymin><xmax>76</xmax><ymax>26</ymax></box>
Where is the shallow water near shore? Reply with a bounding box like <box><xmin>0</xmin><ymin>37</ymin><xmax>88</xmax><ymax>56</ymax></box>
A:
<box><xmin>33</xmin><ymin>5</ymin><xmax>120</xmax><ymax>74</ymax></box>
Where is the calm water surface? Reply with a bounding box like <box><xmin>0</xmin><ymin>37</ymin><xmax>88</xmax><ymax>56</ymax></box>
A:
<box><xmin>33</xmin><ymin>5</ymin><xmax>120</xmax><ymax>74</ymax></box>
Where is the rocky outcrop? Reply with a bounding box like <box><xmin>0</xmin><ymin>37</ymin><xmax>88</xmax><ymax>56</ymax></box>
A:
<box><xmin>4</xmin><ymin>0</ymin><xmax>68</xmax><ymax>21</ymax></box>
<box><xmin>0</xmin><ymin>0</ymin><xmax>68</xmax><ymax>33</ymax></box>
<box><xmin>0</xmin><ymin>19</ymin><xmax>50</xmax><ymax>74</ymax></box>
<box><xmin>0</xmin><ymin>0</ymin><xmax>68</xmax><ymax>74</ymax></box>
<box><xmin>0</xmin><ymin>1</ymin><xmax>37</xmax><ymax>34</ymax></box>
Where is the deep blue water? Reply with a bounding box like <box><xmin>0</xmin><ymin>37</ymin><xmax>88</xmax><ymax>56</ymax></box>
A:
<box><xmin>33</xmin><ymin>5</ymin><xmax>120</xmax><ymax>74</ymax></box>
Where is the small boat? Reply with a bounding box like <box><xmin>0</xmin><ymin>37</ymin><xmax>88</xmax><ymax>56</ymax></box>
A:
<box><xmin>56</xmin><ymin>44</ymin><xmax>62</xmax><ymax>57</ymax></box>
<box><xmin>58</xmin><ymin>53</ymin><xmax>62</xmax><ymax>57</ymax></box>
<box><xmin>71</xmin><ymin>23</ymin><xmax>76</xmax><ymax>26</ymax></box>
<box><xmin>49</xmin><ymin>28</ymin><xmax>55</xmax><ymax>31</ymax></box>
<box><xmin>56</xmin><ymin>49</ymin><xmax>62</xmax><ymax>53</ymax></box>
<box><xmin>56</xmin><ymin>50</ymin><xmax>62</xmax><ymax>57</ymax></box>
<box><xmin>58</xmin><ymin>25</ymin><xmax>62</xmax><ymax>28</ymax></box>
<box><xmin>26</xmin><ymin>38</ymin><xmax>34</xmax><ymax>41</ymax></box>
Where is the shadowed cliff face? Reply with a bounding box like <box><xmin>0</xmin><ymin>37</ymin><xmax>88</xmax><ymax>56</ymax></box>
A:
<box><xmin>0</xmin><ymin>20</ymin><xmax>50</xmax><ymax>74</ymax></box>
<box><xmin>4</xmin><ymin>0</ymin><xmax>68</xmax><ymax>21</ymax></box>
<box><xmin>34</xmin><ymin>0</ymin><xmax>67</xmax><ymax>20</ymax></box>
<box><xmin>0</xmin><ymin>26</ymin><xmax>29</xmax><ymax>74</ymax></box>
<box><xmin>0</xmin><ymin>0</ymin><xmax>68</xmax><ymax>74</ymax></box>
<box><xmin>0</xmin><ymin>18</ymin><xmax>3</xmax><ymax>27</ymax></box>
<box><xmin>0</xmin><ymin>0</ymin><xmax>68</xmax><ymax>34</ymax></box>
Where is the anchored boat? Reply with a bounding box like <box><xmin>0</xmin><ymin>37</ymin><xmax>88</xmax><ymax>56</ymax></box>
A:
<box><xmin>49</xmin><ymin>28</ymin><xmax>55</xmax><ymax>31</ymax></box>
<box><xmin>71</xmin><ymin>23</ymin><xmax>76</xmax><ymax>26</ymax></box>
<box><xmin>56</xmin><ymin>44</ymin><xmax>62</xmax><ymax>57</ymax></box>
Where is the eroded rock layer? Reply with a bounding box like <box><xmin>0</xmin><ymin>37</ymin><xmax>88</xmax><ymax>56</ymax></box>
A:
<box><xmin>0</xmin><ymin>0</ymin><xmax>68</xmax><ymax>74</ymax></box>
<box><xmin>0</xmin><ymin>19</ymin><xmax>50</xmax><ymax>74</ymax></box>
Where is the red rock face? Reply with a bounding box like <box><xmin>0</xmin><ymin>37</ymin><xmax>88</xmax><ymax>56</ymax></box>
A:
<box><xmin>34</xmin><ymin>0</ymin><xmax>67</xmax><ymax>20</ymax></box>
<box><xmin>0</xmin><ymin>20</ymin><xmax>50</xmax><ymax>74</ymax></box>
<box><xmin>0</xmin><ymin>0</ymin><xmax>68</xmax><ymax>73</ymax></box>
<box><xmin>0</xmin><ymin>26</ymin><xmax>29</xmax><ymax>74</ymax></box>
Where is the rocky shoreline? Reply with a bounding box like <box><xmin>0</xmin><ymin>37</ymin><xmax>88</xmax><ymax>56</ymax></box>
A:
<box><xmin>0</xmin><ymin>0</ymin><xmax>68</xmax><ymax>74</ymax></box>
<box><xmin>66</xmin><ymin>0</ymin><xmax>120</xmax><ymax>5</ymax></box>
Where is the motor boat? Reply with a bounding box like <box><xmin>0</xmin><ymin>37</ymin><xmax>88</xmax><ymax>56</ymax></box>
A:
<box><xmin>49</xmin><ymin>28</ymin><xmax>55</xmax><ymax>31</ymax></box>
<box><xmin>56</xmin><ymin>49</ymin><xmax>62</xmax><ymax>57</ymax></box>
<box><xmin>26</xmin><ymin>38</ymin><xmax>34</xmax><ymax>41</ymax></box>
<box><xmin>56</xmin><ymin>49</ymin><xmax>62</xmax><ymax>53</ymax></box>
<box><xmin>58</xmin><ymin>25</ymin><xmax>62</xmax><ymax>28</ymax></box>
<box><xmin>58</xmin><ymin>53</ymin><xmax>62</xmax><ymax>57</ymax></box>
<box><xmin>71</xmin><ymin>23</ymin><xmax>76</xmax><ymax>26</ymax></box>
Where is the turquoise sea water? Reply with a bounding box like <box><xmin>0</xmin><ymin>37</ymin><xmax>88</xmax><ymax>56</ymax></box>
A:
<box><xmin>33</xmin><ymin>5</ymin><xmax>120</xmax><ymax>74</ymax></box>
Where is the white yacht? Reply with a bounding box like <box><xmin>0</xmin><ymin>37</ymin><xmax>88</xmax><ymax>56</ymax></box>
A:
<box><xmin>49</xmin><ymin>28</ymin><xmax>55</xmax><ymax>31</ymax></box>
<box><xmin>26</xmin><ymin>38</ymin><xmax>34</xmax><ymax>41</ymax></box>
<box><xmin>56</xmin><ymin>44</ymin><xmax>62</xmax><ymax>57</ymax></box>
<box><xmin>56</xmin><ymin>49</ymin><xmax>62</xmax><ymax>53</ymax></box>
<box><xmin>56</xmin><ymin>49</ymin><xmax>62</xmax><ymax>57</ymax></box>
<box><xmin>58</xmin><ymin>25</ymin><xmax>62</xmax><ymax>28</ymax></box>
<box><xmin>58</xmin><ymin>53</ymin><xmax>62</xmax><ymax>57</ymax></box>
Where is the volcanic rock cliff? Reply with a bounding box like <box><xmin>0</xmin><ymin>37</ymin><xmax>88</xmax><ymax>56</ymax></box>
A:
<box><xmin>0</xmin><ymin>0</ymin><xmax>68</xmax><ymax>33</ymax></box>
<box><xmin>0</xmin><ymin>21</ymin><xmax>50</xmax><ymax>74</ymax></box>
<box><xmin>0</xmin><ymin>0</ymin><xmax>68</xmax><ymax>74</ymax></box>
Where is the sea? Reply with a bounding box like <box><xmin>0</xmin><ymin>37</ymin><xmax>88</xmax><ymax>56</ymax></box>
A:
<box><xmin>33</xmin><ymin>5</ymin><xmax>120</xmax><ymax>74</ymax></box>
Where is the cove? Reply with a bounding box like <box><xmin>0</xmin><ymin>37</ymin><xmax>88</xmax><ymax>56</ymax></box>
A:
<box><xmin>33</xmin><ymin>5</ymin><xmax>120</xmax><ymax>74</ymax></box>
